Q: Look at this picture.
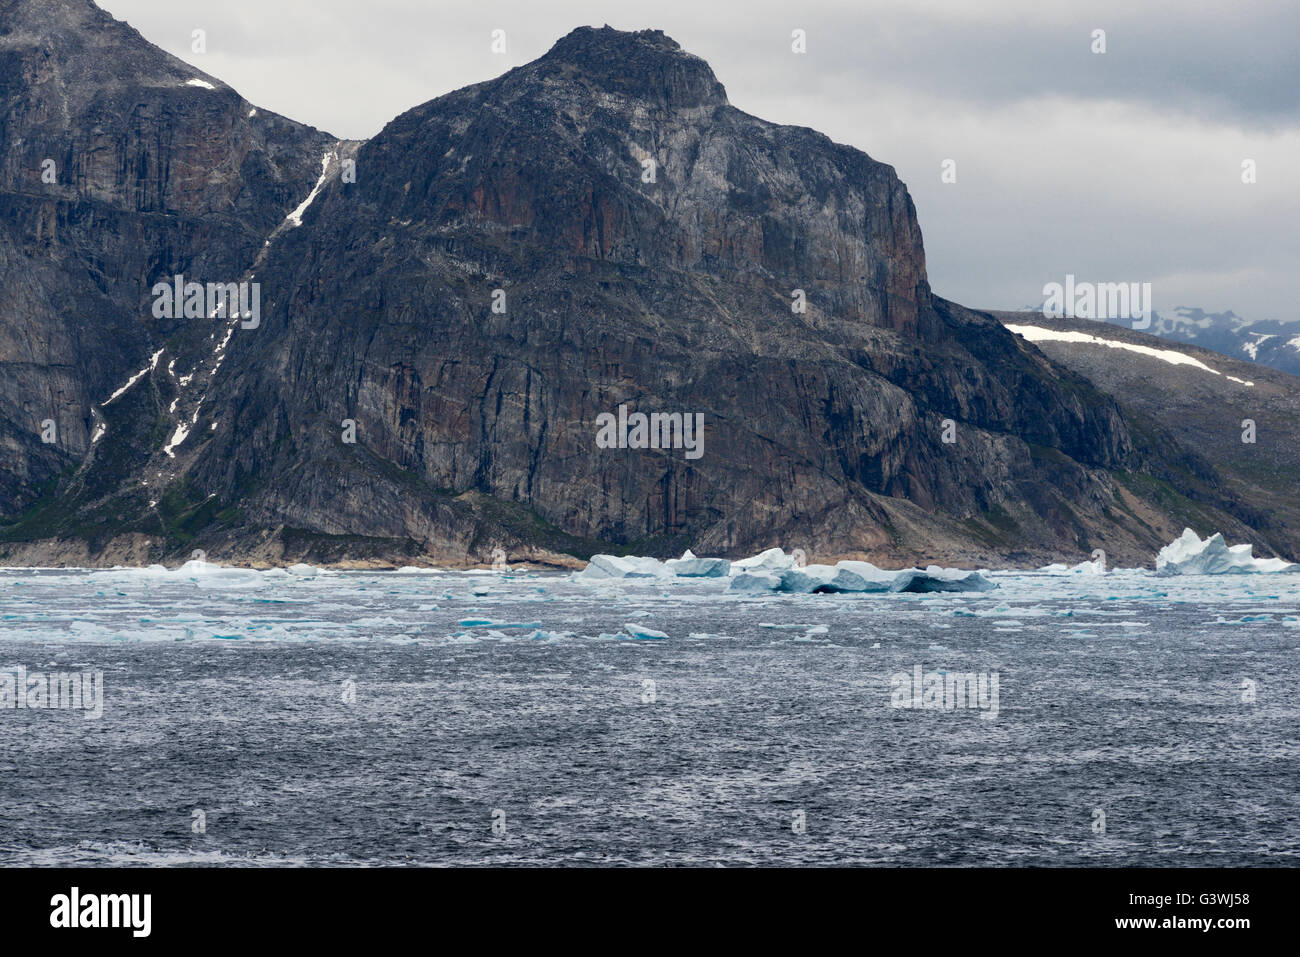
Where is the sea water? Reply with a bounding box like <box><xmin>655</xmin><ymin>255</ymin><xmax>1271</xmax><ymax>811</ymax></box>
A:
<box><xmin>1</xmin><ymin>565</ymin><xmax>1297</xmax><ymax>865</ymax></box>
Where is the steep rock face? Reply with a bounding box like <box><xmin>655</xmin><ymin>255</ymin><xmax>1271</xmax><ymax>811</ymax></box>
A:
<box><xmin>0</xmin><ymin>0</ymin><xmax>333</xmax><ymax>511</ymax></box>
<box><xmin>184</xmin><ymin>27</ymin><xmax>1141</xmax><ymax>560</ymax></box>
<box><xmin>370</xmin><ymin>27</ymin><xmax>929</xmax><ymax>337</ymax></box>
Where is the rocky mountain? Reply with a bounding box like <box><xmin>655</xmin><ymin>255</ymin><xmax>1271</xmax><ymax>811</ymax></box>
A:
<box><xmin>1093</xmin><ymin>306</ymin><xmax>1300</xmax><ymax>379</ymax></box>
<box><xmin>991</xmin><ymin>311</ymin><xmax>1300</xmax><ymax>557</ymax></box>
<box><xmin>2</xmin><ymin>2</ymin><xmax>1297</xmax><ymax>569</ymax></box>
<box><xmin>0</xmin><ymin>0</ymin><xmax>335</xmax><ymax>515</ymax></box>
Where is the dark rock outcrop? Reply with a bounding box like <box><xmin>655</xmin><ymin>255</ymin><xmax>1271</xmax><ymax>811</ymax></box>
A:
<box><xmin>0</xmin><ymin>0</ymin><xmax>333</xmax><ymax>509</ymax></box>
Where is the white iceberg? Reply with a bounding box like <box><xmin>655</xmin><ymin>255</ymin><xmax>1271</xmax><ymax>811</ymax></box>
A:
<box><xmin>829</xmin><ymin>561</ymin><xmax>899</xmax><ymax>591</ymax></box>
<box><xmin>577</xmin><ymin>554</ymin><xmax>667</xmax><ymax>579</ymax></box>
<box><xmin>664</xmin><ymin>550</ymin><xmax>731</xmax><ymax>577</ymax></box>
<box><xmin>730</xmin><ymin>547</ymin><xmax>799</xmax><ymax>574</ymax></box>
<box><xmin>889</xmin><ymin>566</ymin><xmax>997</xmax><ymax>593</ymax></box>
<box><xmin>729</xmin><ymin>571</ymin><xmax>785</xmax><ymax>593</ymax></box>
<box><xmin>578</xmin><ymin>549</ymin><xmax>730</xmax><ymax>580</ymax></box>
<box><xmin>576</xmin><ymin>546</ymin><xmax>996</xmax><ymax>594</ymax></box>
<box><xmin>726</xmin><ymin>558</ymin><xmax>995</xmax><ymax>594</ymax></box>
<box><xmin>778</xmin><ymin>563</ymin><xmax>893</xmax><ymax>594</ymax></box>
<box><xmin>1156</xmin><ymin>528</ymin><xmax>1300</xmax><ymax>576</ymax></box>
<box><xmin>623</xmin><ymin>622</ymin><xmax>669</xmax><ymax>640</ymax></box>
<box><xmin>1038</xmin><ymin>558</ymin><xmax>1105</xmax><ymax>575</ymax></box>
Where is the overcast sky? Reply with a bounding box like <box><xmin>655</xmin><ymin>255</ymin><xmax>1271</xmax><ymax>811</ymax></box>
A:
<box><xmin>99</xmin><ymin>0</ymin><xmax>1299</xmax><ymax>321</ymax></box>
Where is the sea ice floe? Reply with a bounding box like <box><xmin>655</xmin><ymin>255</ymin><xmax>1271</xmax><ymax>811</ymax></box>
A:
<box><xmin>1038</xmin><ymin>558</ymin><xmax>1106</xmax><ymax>575</ymax></box>
<box><xmin>1156</xmin><ymin>528</ymin><xmax>1300</xmax><ymax>576</ymax></box>
<box><xmin>622</xmin><ymin>623</ymin><xmax>669</xmax><ymax>640</ymax></box>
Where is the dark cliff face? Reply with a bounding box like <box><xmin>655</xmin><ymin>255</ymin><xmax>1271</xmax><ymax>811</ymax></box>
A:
<box><xmin>369</xmin><ymin>26</ymin><xmax>929</xmax><ymax>338</ymax></box>
<box><xmin>183</xmin><ymin>25</ymin><xmax>1137</xmax><ymax>560</ymax></box>
<box><xmin>0</xmin><ymin>0</ymin><xmax>333</xmax><ymax>512</ymax></box>
<box><xmin>0</xmin><ymin>12</ymin><xmax>1284</xmax><ymax>567</ymax></box>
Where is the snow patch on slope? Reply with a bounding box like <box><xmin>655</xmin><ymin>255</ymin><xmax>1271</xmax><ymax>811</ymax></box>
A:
<box><xmin>162</xmin><ymin>423</ymin><xmax>191</xmax><ymax>458</ymax></box>
<box><xmin>286</xmin><ymin>152</ymin><xmax>334</xmax><ymax>227</ymax></box>
<box><xmin>103</xmin><ymin>349</ymin><xmax>164</xmax><ymax>405</ymax></box>
<box><xmin>1006</xmin><ymin>325</ymin><xmax>1253</xmax><ymax>386</ymax></box>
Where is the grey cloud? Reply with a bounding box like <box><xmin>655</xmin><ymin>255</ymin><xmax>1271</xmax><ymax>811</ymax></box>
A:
<box><xmin>97</xmin><ymin>0</ymin><xmax>1299</xmax><ymax>321</ymax></box>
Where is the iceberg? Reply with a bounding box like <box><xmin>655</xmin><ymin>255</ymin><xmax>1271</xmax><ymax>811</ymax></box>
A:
<box><xmin>1037</xmin><ymin>558</ymin><xmax>1105</xmax><ymax>575</ymax></box>
<box><xmin>664</xmin><ymin>550</ymin><xmax>731</xmax><ymax>577</ymax></box>
<box><xmin>778</xmin><ymin>563</ymin><xmax>893</xmax><ymax>594</ymax></box>
<box><xmin>1156</xmin><ymin>528</ymin><xmax>1300</xmax><ymax>576</ymax></box>
<box><xmin>576</xmin><ymin>546</ymin><xmax>997</xmax><ymax>594</ymax></box>
<box><xmin>828</xmin><ymin>561</ymin><xmax>899</xmax><ymax>591</ymax></box>
<box><xmin>577</xmin><ymin>554</ymin><xmax>667</xmax><ymax>579</ymax></box>
<box><xmin>776</xmin><ymin>564</ymin><xmax>854</xmax><ymax>593</ymax></box>
<box><xmin>730</xmin><ymin>547</ymin><xmax>799</xmax><ymax>574</ymax></box>
<box><xmin>889</xmin><ymin>567</ymin><xmax>998</xmax><ymax>593</ymax></box>
<box><xmin>578</xmin><ymin>549</ymin><xmax>730</xmax><ymax>580</ymax></box>
<box><xmin>726</xmin><ymin>558</ymin><xmax>995</xmax><ymax>594</ymax></box>
<box><xmin>730</xmin><ymin>571</ymin><xmax>785</xmax><ymax>593</ymax></box>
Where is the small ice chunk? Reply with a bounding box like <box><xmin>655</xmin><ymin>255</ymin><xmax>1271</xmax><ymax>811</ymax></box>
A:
<box><xmin>623</xmin><ymin>623</ymin><xmax>669</xmax><ymax>640</ymax></box>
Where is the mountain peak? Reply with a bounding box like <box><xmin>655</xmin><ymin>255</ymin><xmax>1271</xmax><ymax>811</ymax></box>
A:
<box><xmin>537</xmin><ymin>25</ymin><xmax>728</xmax><ymax>109</ymax></box>
<box><xmin>0</xmin><ymin>0</ymin><xmax>225</xmax><ymax>95</ymax></box>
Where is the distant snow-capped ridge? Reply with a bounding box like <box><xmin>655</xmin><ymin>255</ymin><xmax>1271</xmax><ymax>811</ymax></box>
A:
<box><xmin>1015</xmin><ymin>305</ymin><xmax>1300</xmax><ymax>377</ymax></box>
<box><xmin>1100</xmin><ymin>306</ymin><xmax>1300</xmax><ymax>377</ymax></box>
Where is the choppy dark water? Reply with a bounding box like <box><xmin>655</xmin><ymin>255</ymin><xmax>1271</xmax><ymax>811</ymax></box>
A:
<box><xmin>1</xmin><ymin>566</ymin><xmax>1297</xmax><ymax>865</ymax></box>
